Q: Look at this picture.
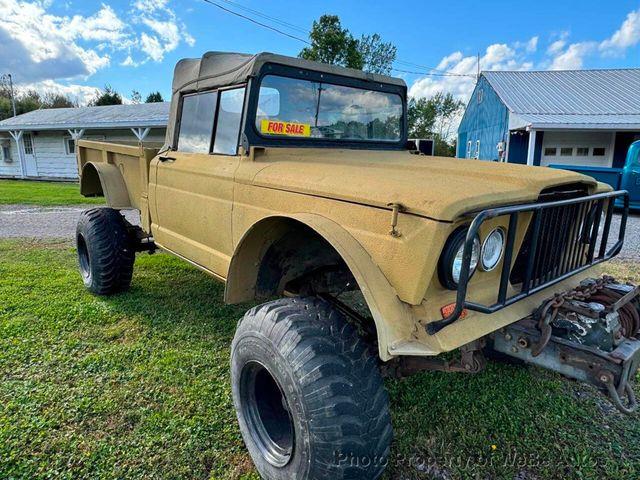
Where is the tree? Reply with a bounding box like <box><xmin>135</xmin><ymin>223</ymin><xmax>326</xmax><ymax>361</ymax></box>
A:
<box><xmin>145</xmin><ymin>91</ymin><xmax>164</xmax><ymax>103</ymax></box>
<box><xmin>408</xmin><ymin>92</ymin><xmax>465</xmax><ymax>157</ymax></box>
<box><xmin>358</xmin><ymin>34</ymin><xmax>397</xmax><ymax>75</ymax></box>
<box><xmin>131</xmin><ymin>90</ymin><xmax>142</xmax><ymax>104</ymax></box>
<box><xmin>0</xmin><ymin>83</ymin><xmax>77</xmax><ymax>120</ymax></box>
<box><xmin>90</xmin><ymin>85</ymin><xmax>122</xmax><ymax>106</ymax></box>
<box><xmin>299</xmin><ymin>15</ymin><xmax>396</xmax><ymax>74</ymax></box>
<box><xmin>42</xmin><ymin>92</ymin><xmax>76</xmax><ymax>108</ymax></box>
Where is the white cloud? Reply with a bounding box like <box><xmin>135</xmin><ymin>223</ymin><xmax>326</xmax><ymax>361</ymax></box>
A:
<box><xmin>22</xmin><ymin>79</ymin><xmax>100</xmax><ymax>105</ymax></box>
<box><xmin>67</xmin><ymin>5</ymin><xmax>127</xmax><ymax>43</ymax></box>
<box><xmin>409</xmin><ymin>41</ymin><xmax>534</xmax><ymax>101</ymax></box>
<box><xmin>0</xmin><ymin>0</ymin><xmax>194</xmax><ymax>87</ymax></box>
<box><xmin>549</xmin><ymin>42</ymin><xmax>596</xmax><ymax>70</ymax></box>
<box><xmin>131</xmin><ymin>0</ymin><xmax>195</xmax><ymax>63</ymax></box>
<box><xmin>600</xmin><ymin>8</ymin><xmax>640</xmax><ymax>52</ymax></box>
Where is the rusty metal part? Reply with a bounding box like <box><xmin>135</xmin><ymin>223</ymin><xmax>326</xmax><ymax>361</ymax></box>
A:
<box><xmin>531</xmin><ymin>276</ymin><xmax>623</xmax><ymax>356</ymax></box>
<box><xmin>599</xmin><ymin>370</ymin><xmax>638</xmax><ymax>414</ymax></box>
<box><xmin>383</xmin><ymin>340</ymin><xmax>485</xmax><ymax>378</ymax></box>
<box><xmin>490</xmin><ymin>318</ymin><xmax>640</xmax><ymax>414</ymax></box>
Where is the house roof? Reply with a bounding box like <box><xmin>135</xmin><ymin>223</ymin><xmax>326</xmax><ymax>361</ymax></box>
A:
<box><xmin>482</xmin><ymin>69</ymin><xmax>640</xmax><ymax>130</ymax></box>
<box><xmin>0</xmin><ymin>102</ymin><xmax>170</xmax><ymax>132</ymax></box>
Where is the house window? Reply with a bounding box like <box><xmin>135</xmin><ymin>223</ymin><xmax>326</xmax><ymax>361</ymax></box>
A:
<box><xmin>177</xmin><ymin>91</ymin><xmax>218</xmax><ymax>153</ymax></box>
<box><xmin>1</xmin><ymin>144</ymin><xmax>10</xmax><ymax>162</ymax></box>
<box><xmin>544</xmin><ymin>147</ymin><xmax>556</xmax><ymax>156</ymax></box>
<box><xmin>576</xmin><ymin>147</ymin><xmax>589</xmax><ymax>156</ymax></box>
<box><xmin>23</xmin><ymin>133</ymin><xmax>34</xmax><ymax>154</ymax></box>
<box><xmin>592</xmin><ymin>147</ymin><xmax>606</xmax><ymax>156</ymax></box>
<box><xmin>64</xmin><ymin>137</ymin><xmax>75</xmax><ymax>155</ymax></box>
<box><xmin>213</xmin><ymin>87</ymin><xmax>246</xmax><ymax>155</ymax></box>
<box><xmin>560</xmin><ymin>147</ymin><xmax>573</xmax><ymax>156</ymax></box>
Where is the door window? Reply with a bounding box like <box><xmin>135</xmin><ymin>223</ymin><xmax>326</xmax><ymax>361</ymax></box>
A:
<box><xmin>213</xmin><ymin>87</ymin><xmax>246</xmax><ymax>155</ymax></box>
<box><xmin>23</xmin><ymin>133</ymin><xmax>34</xmax><ymax>154</ymax></box>
<box><xmin>177</xmin><ymin>92</ymin><xmax>217</xmax><ymax>153</ymax></box>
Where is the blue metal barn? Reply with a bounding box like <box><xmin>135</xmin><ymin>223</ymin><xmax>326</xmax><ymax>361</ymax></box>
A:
<box><xmin>457</xmin><ymin>69</ymin><xmax>640</xmax><ymax>188</ymax></box>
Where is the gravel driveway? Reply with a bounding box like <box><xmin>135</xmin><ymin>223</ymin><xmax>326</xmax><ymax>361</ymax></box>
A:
<box><xmin>0</xmin><ymin>205</ymin><xmax>139</xmax><ymax>239</ymax></box>
<box><xmin>0</xmin><ymin>204</ymin><xmax>638</xmax><ymax>261</ymax></box>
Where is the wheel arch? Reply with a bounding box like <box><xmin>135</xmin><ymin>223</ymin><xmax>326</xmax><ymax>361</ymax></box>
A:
<box><xmin>225</xmin><ymin>213</ymin><xmax>412</xmax><ymax>360</ymax></box>
<box><xmin>80</xmin><ymin>162</ymin><xmax>133</xmax><ymax>209</ymax></box>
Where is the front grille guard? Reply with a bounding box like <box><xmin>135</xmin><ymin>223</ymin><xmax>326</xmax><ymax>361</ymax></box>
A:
<box><xmin>426</xmin><ymin>190</ymin><xmax>629</xmax><ymax>335</ymax></box>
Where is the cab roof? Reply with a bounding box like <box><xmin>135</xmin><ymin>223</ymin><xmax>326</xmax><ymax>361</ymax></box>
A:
<box><xmin>165</xmin><ymin>51</ymin><xmax>407</xmax><ymax>150</ymax></box>
<box><xmin>171</xmin><ymin>51</ymin><xmax>406</xmax><ymax>94</ymax></box>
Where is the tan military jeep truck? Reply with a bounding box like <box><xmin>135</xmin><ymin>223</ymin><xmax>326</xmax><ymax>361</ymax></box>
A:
<box><xmin>75</xmin><ymin>52</ymin><xmax>639</xmax><ymax>480</ymax></box>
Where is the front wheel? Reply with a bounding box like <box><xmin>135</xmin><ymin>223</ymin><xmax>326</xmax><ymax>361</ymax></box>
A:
<box><xmin>231</xmin><ymin>297</ymin><xmax>392</xmax><ymax>480</ymax></box>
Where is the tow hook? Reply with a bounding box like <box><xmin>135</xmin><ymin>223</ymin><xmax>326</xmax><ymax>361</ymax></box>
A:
<box><xmin>599</xmin><ymin>371</ymin><xmax>638</xmax><ymax>414</ymax></box>
<box><xmin>488</xmin><ymin>276</ymin><xmax>640</xmax><ymax>414</ymax></box>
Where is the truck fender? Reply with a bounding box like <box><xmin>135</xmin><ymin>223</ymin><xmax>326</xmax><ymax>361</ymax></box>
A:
<box><xmin>225</xmin><ymin>213</ymin><xmax>413</xmax><ymax>361</ymax></box>
<box><xmin>80</xmin><ymin>162</ymin><xmax>133</xmax><ymax>209</ymax></box>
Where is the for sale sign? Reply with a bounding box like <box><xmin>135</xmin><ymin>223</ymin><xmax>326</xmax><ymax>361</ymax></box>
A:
<box><xmin>261</xmin><ymin>120</ymin><xmax>311</xmax><ymax>137</ymax></box>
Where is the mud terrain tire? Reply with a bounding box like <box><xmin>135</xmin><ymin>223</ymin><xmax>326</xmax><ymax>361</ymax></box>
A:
<box><xmin>76</xmin><ymin>208</ymin><xmax>135</xmax><ymax>295</ymax></box>
<box><xmin>231</xmin><ymin>297</ymin><xmax>392</xmax><ymax>480</ymax></box>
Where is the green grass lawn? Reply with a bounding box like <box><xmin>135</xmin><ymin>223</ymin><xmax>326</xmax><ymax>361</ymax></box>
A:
<box><xmin>1</xmin><ymin>240</ymin><xmax>639</xmax><ymax>479</ymax></box>
<box><xmin>0</xmin><ymin>180</ymin><xmax>104</xmax><ymax>206</ymax></box>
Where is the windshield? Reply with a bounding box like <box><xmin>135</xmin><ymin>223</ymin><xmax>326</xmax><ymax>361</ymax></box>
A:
<box><xmin>255</xmin><ymin>75</ymin><xmax>403</xmax><ymax>143</ymax></box>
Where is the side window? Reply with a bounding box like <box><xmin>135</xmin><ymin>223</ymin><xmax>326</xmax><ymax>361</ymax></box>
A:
<box><xmin>177</xmin><ymin>91</ymin><xmax>217</xmax><ymax>153</ymax></box>
<box><xmin>213</xmin><ymin>87</ymin><xmax>246</xmax><ymax>155</ymax></box>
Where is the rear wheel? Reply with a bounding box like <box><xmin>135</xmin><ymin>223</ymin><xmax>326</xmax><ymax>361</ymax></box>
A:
<box><xmin>76</xmin><ymin>207</ymin><xmax>135</xmax><ymax>295</ymax></box>
<box><xmin>231</xmin><ymin>297</ymin><xmax>392</xmax><ymax>480</ymax></box>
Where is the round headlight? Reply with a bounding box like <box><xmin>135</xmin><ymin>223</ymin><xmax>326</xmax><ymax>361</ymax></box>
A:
<box><xmin>481</xmin><ymin>228</ymin><xmax>505</xmax><ymax>271</ymax></box>
<box><xmin>438</xmin><ymin>228</ymin><xmax>480</xmax><ymax>290</ymax></box>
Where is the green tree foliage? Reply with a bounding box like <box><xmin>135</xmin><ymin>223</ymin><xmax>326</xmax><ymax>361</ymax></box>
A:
<box><xmin>408</xmin><ymin>92</ymin><xmax>465</xmax><ymax>157</ymax></box>
<box><xmin>89</xmin><ymin>85</ymin><xmax>123</xmax><ymax>106</ymax></box>
<box><xmin>299</xmin><ymin>15</ymin><xmax>396</xmax><ymax>75</ymax></box>
<box><xmin>358</xmin><ymin>34</ymin><xmax>397</xmax><ymax>75</ymax></box>
<box><xmin>0</xmin><ymin>84</ymin><xmax>77</xmax><ymax>121</ymax></box>
<box><xmin>145</xmin><ymin>91</ymin><xmax>164</xmax><ymax>103</ymax></box>
<box><xmin>130</xmin><ymin>90</ymin><xmax>142</xmax><ymax>104</ymax></box>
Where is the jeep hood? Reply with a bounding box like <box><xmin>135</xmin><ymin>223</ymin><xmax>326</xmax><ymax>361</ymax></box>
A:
<box><xmin>247</xmin><ymin>148</ymin><xmax>600</xmax><ymax>222</ymax></box>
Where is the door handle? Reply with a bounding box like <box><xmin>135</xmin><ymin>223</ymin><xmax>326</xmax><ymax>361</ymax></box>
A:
<box><xmin>158</xmin><ymin>155</ymin><xmax>176</xmax><ymax>162</ymax></box>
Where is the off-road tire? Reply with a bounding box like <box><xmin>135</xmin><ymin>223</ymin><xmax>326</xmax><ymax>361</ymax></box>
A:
<box><xmin>231</xmin><ymin>297</ymin><xmax>392</xmax><ymax>480</ymax></box>
<box><xmin>76</xmin><ymin>208</ymin><xmax>135</xmax><ymax>295</ymax></box>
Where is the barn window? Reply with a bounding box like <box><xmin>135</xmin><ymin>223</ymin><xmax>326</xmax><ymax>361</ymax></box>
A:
<box><xmin>593</xmin><ymin>147</ymin><xmax>606</xmax><ymax>156</ymax></box>
<box><xmin>64</xmin><ymin>137</ymin><xmax>76</xmax><ymax>155</ymax></box>
<box><xmin>576</xmin><ymin>147</ymin><xmax>589</xmax><ymax>156</ymax></box>
<box><xmin>477</xmin><ymin>88</ymin><xmax>484</xmax><ymax>104</ymax></box>
<box><xmin>23</xmin><ymin>133</ymin><xmax>34</xmax><ymax>154</ymax></box>
<box><xmin>544</xmin><ymin>147</ymin><xmax>556</xmax><ymax>156</ymax></box>
<box><xmin>560</xmin><ymin>147</ymin><xmax>573</xmax><ymax>156</ymax></box>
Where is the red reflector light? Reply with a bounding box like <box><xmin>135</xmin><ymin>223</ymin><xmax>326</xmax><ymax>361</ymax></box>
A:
<box><xmin>440</xmin><ymin>303</ymin><xmax>468</xmax><ymax>319</ymax></box>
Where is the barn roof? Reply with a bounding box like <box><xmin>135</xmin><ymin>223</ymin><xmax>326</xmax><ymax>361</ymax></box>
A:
<box><xmin>482</xmin><ymin>69</ymin><xmax>640</xmax><ymax>130</ymax></box>
<box><xmin>0</xmin><ymin>102</ymin><xmax>170</xmax><ymax>131</ymax></box>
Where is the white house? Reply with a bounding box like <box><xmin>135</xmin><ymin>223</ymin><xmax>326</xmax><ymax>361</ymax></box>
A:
<box><xmin>0</xmin><ymin>102</ymin><xmax>169</xmax><ymax>180</ymax></box>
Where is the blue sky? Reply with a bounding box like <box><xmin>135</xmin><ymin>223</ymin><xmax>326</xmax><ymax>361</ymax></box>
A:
<box><xmin>1</xmin><ymin>0</ymin><xmax>639</xmax><ymax>104</ymax></box>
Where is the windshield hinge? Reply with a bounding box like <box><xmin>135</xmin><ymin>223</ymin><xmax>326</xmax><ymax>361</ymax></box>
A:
<box><xmin>387</xmin><ymin>202</ymin><xmax>405</xmax><ymax>237</ymax></box>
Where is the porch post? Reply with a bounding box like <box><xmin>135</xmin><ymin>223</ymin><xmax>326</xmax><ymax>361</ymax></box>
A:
<box><xmin>8</xmin><ymin>130</ymin><xmax>25</xmax><ymax>178</ymax></box>
<box><xmin>526</xmin><ymin>129</ymin><xmax>537</xmax><ymax>166</ymax></box>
